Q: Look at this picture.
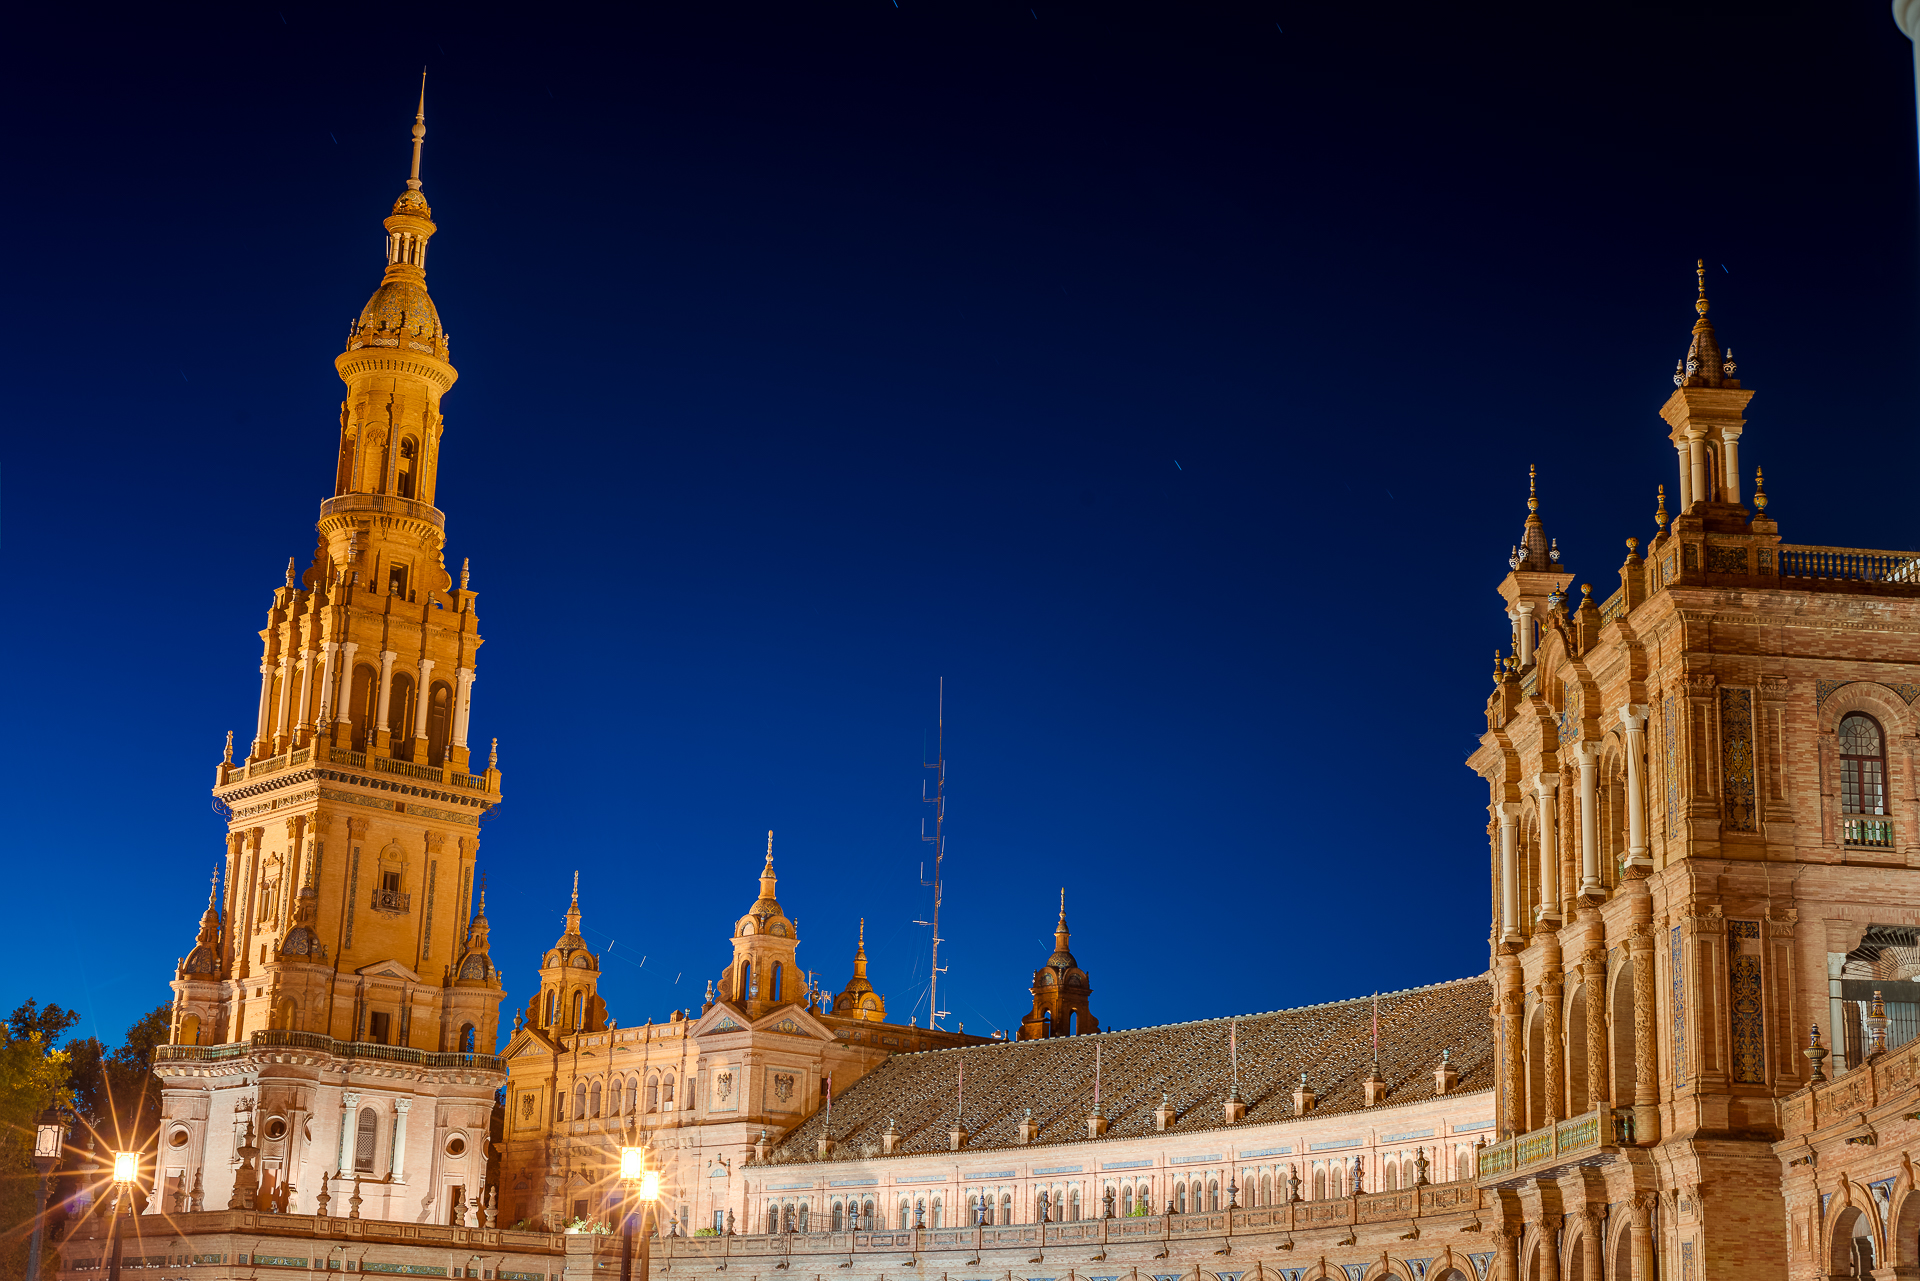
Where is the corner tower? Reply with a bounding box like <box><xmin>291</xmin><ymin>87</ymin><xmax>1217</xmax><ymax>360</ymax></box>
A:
<box><xmin>1018</xmin><ymin>891</ymin><xmax>1098</xmax><ymax>1038</ymax></box>
<box><xmin>528</xmin><ymin>873</ymin><xmax>605</xmax><ymax>1034</ymax></box>
<box><xmin>154</xmin><ymin>86</ymin><xmax>504</xmax><ymax>1227</ymax></box>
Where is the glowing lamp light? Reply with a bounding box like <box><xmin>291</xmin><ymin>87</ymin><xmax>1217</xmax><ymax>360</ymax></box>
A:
<box><xmin>112</xmin><ymin>1152</ymin><xmax>138</xmax><ymax>1185</ymax></box>
<box><xmin>639</xmin><ymin>1171</ymin><xmax>660</xmax><ymax>1203</ymax></box>
<box><xmin>33</xmin><ymin>1111</ymin><xmax>62</xmax><ymax>1161</ymax></box>
<box><xmin>619</xmin><ymin>1147</ymin><xmax>646</xmax><ymax>1183</ymax></box>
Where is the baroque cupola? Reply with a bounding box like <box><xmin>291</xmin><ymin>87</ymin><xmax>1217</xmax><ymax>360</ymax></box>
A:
<box><xmin>722</xmin><ymin>832</ymin><xmax>803</xmax><ymax>1020</ymax></box>
<box><xmin>453</xmin><ymin>884</ymin><xmax>499</xmax><ymax>988</ymax></box>
<box><xmin>1018</xmin><ymin>890</ymin><xmax>1099</xmax><ymax>1039</ymax></box>
<box><xmin>1660</xmin><ymin>259</ymin><xmax>1756</xmax><ymax>517</ymax></box>
<box><xmin>832</xmin><ymin>919</ymin><xmax>886</xmax><ymax>1022</ymax></box>
<box><xmin>276</xmin><ymin>860</ymin><xmax>327</xmax><ymax>964</ymax></box>
<box><xmin>1495</xmin><ymin>466</ymin><xmax>1573</xmax><ymax>673</ymax></box>
<box><xmin>177</xmin><ymin>881</ymin><xmax>225</xmax><ymax>979</ymax></box>
<box><xmin>530</xmin><ymin>873</ymin><xmax>604</xmax><ymax>1034</ymax></box>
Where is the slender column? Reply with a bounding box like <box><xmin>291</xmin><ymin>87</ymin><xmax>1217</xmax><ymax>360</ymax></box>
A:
<box><xmin>1687</xmin><ymin>432</ymin><xmax>1709</xmax><ymax>510</ymax></box>
<box><xmin>334</xmin><ymin>642</ymin><xmax>360</xmax><ymax>725</ymax></box>
<box><xmin>1498</xmin><ymin>1225</ymin><xmax>1522</xmax><ymax>1281</ymax></box>
<box><xmin>453</xmin><ymin>667</ymin><xmax>476</xmax><ymax>747</ymax></box>
<box><xmin>1498</xmin><ymin>804</ymin><xmax>1522</xmax><ymax>944</ymax></box>
<box><xmin>336</xmin><ymin>1090</ymin><xmax>360</xmax><ymax>1174</ymax></box>
<box><xmin>1580</xmin><ymin>1207</ymin><xmax>1605</xmax><ymax>1281</ymax></box>
<box><xmin>1722</xmin><ymin>429</ymin><xmax>1742</xmax><ymax>504</ymax></box>
<box><xmin>253</xmin><ymin>661</ymin><xmax>274</xmax><ymax>756</ymax></box>
<box><xmin>390</xmin><ymin>1097</ymin><xmax>411</xmax><ymax>1184</ymax></box>
<box><xmin>1583</xmin><ymin>948</ymin><xmax>1610</xmax><ymax>1110</ymax></box>
<box><xmin>1617</xmin><ymin>705</ymin><xmax>1651</xmax><ymax>868</ymax></box>
<box><xmin>1577</xmin><ymin>742</ymin><xmax>1602</xmax><ymax>895</ymax></box>
<box><xmin>1499</xmin><ymin>961</ymin><xmax>1524</xmax><ymax>1137</ymax></box>
<box><xmin>1627</xmin><ymin>1194</ymin><xmax>1654</xmax><ymax>1281</ymax></box>
<box><xmin>272</xmin><ymin>653</ymin><xmax>294</xmax><ymax>751</ymax></box>
<box><xmin>1534</xmin><ymin>772</ymin><xmax>1561</xmax><ymax>924</ymax></box>
<box><xmin>1542</xmin><ymin>976</ymin><xmax>1564</xmax><ymax>1126</ymax></box>
<box><xmin>1515</xmin><ymin>602</ymin><xmax>1537</xmax><ymax>669</ymax></box>
<box><xmin>374</xmin><ymin>651</ymin><xmax>398</xmax><ymax>748</ymax></box>
<box><xmin>294</xmin><ymin>649</ymin><xmax>316</xmax><ymax>736</ymax></box>
<box><xmin>1629</xmin><ymin>927</ymin><xmax>1660</xmax><ymax>1140</ymax></box>
<box><xmin>1539</xmin><ymin>1214</ymin><xmax>1563</xmax><ymax>1281</ymax></box>
<box><xmin>412</xmin><ymin>658</ymin><xmax>436</xmax><ymax>740</ymax></box>
<box><xmin>315</xmin><ymin>642</ymin><xmax>340</xmax><ymax>729</ymax></box>
<box><xmin>1674</xmin><ymin>442</ymin><xmax>1692</xmax><ymax>511</ymax></box>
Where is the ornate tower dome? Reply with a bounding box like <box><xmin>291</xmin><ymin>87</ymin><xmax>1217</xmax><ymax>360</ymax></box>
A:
<box><xmin>720</xmin><ymin>832</ymin><xmax>803</xmax><ymax>1020</ymax></box>
<box><xmin>832</xmin><ymin>919</ymin><xmax>886</xmax><ymax>1022</ymax></box>
<box><xmin>1017</xmin><ymin>890</ymin><xmax>1099</xmax><ymax>1039</ymax></box>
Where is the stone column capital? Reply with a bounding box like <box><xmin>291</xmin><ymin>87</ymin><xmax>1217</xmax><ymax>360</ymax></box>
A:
<box><xmin>1496</xmin><ymin>803</ymin><xmax>1523</xmax><ymax>826</ymax></box>
<box><xmin>1515</xmin><ymin>601</ymin><xmax>1537</xmax><ymax>617</ymax></box>
<box><xmin>378</xmin><ymin>650</ymin><xmax>397</xmax><ymax>667</ymax></box>
<box><xmin>417</xmin><ymin>657</ymin><xmax>436</xmax><ymax>674</ymax></box>
<box><xmin>342</xmin><ymin>1091</ymin><xmax>360</xmax><ymax>1109</ymax></box>
<box><xmin>1534</xmin><ymin>772</ymin><xmax>1560</xmax><ymax>796</ymax></box>
<box><xmin>1577</xmin><ymin>740</ymin><xmax>1602</xmax><ymax>765</ymax></box>
<box><xmin>1617</xmin><ymin>704</ymin><xmax>1649</xmax><ymax>732</ymax></box>
<box><xmin>394</xmin><ymin>1098</ymin><xmax>412</xmax><ymax>1115</ymax></box>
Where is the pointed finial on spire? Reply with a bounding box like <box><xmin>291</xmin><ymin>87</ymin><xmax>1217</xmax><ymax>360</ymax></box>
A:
<box><xmin>488</xmin><ymin>737</ymin><xmax>498</xmax><ymax>769</ymax></box>
<box><xmin>285</xmin><ymin>557</ymin><xmax>297</xmax><ymax>588</ymax></box>
<box><xmin>571</xmin><ymin>870</ymin><xmax>579</xmax><ymax>904</ymax></box>
<box><xmin>858</xmin><ymin>917</ymin><xmax>865</xmax><ymax>946</ymax></box>
<box><xmin>1753</xmin><ymin>466</ymin><xmax>1768</xmax><ymax>513</ymax></box>
<box><xmin>1527</xmin><ymin>463</ymin><xmax>1538</xmax><ymax>515</ymax></box>
<box><xmin>1655</xmin><ymin>484</ymin><xmax>1669</xmax><ymax>533</ymax></box>
<box><xmin>223</xmin><ymin>730</ymin><xmax>234</xmax><ymax>764</ymax></box>
<box><xmin>408</xmin><ymin>70</ymin><xmax>427</xmax><ymax>191</ymax></box>
<box><xmin>1058</xmin><ymin>886</ymin><xmax>1066</xmax><ymax>922</ymax></box>
<box><xmin>1696</xmin><ymin>258</ymin><xmax>1709</xmax><ymax>318</ymax></box>
<box><xmin>460</xmin><ymin>557</ymin><xmax>470</xmax><ymax>591</ymax></box>
<box><xmin>766</xmin><ymin>829</ymin><xmax>774</xmax><ymax>866</ymax></box>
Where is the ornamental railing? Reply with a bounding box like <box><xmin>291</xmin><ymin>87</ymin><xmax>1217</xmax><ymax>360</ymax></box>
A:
<box><xmin>1843</xmin><ymin>816</ymin><xmax>1896</xmax><ymax>849</ymax></box>
<box><xmin>1599</xmin><ymin>589</ymin><xmax>1626</xmax><ymax>626</ymax></box>
<box><xmin>317</xmin><ymin>492</ymin><xmax>446</xmax><ymax>529</ymax></box>
<box><xmin>1475</xmin><ymin>1106</ymin><xmax>1617</xmax><ymax>1186</ymax></box>
<box><xmin>376</xmin><ymin>755</ymin><xmax>445</xmax><ymax>783</ymax></box>
<box><xmin>156</xmin><ymin>1030</ymin><xmax>503</xmax><ymax>1073</ymax></box>
<box><xmin>1777</xmin><ymin>544</ymin><xmax>1920</xmax><ymax>583</ymax></box>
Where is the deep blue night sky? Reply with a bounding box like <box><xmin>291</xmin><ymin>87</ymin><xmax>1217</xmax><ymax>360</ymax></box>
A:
<box><xmin>5</xmin><ymin>3</ymin><xmax>1919</xmax><ymax>1051</ymax></box>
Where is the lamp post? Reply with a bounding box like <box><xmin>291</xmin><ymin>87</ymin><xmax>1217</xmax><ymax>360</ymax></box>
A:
<box><xmin>106</xmin><ymin>1150</ymin><xmax>139</xmax><ymax>1281</ymax></box>
<box><xmin>618</xmin><ymin>1148</ymin><xmax>661</xmax><ymax>1281</ymax></box>
<box><xmin>27</xmin><ymin>1108</ymin><xmax>67</xmax><ymax>1281</ymax></box>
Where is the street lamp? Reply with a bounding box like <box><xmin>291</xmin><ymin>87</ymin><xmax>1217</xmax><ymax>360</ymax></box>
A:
<box><xmin>618</xmin><ymin>1148</ymin><xmax>662</xmax><ymax>1281</ymax></box>
<box><xmin>106</xmin><ymin>1149</ymin><xmax>139</xmax><ymax>1281</ymax></box>
<box><xmin>27</xmin><ymin>1109</ymin><xmax>67</xmax><ymax>1281</ymax></box>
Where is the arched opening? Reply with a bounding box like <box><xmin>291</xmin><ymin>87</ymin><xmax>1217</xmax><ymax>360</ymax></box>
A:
<box><xmin>1610</xmin><ymin>961</ymin><xmax>1637</xmax><ymax>1105</ymax></box>
<box><xmin>459</xmin><ymin>1023</ymin><xmax>476</xmax><ymax>1054</ymax></box>
<box><xmin>573</xmin><ymin>1083</ymin><xmax>587</xmax><ymax>1117</ymax></box>
<box><xmin>647</xmin><ymin>1075</ymin><xmax>660</xmax><ymax>1111</ymax></box>
<box><xmin>1067</xmin><ymin>1010</ymin><xmax>1077</xmax><ymax>1035</ymax></box>
<box><xmin>832</xmin><ymin>1202</ymin><xmax>844</xmax><ymax>1231</ymax></box>
<box><xmin>1042</xmin><ymin>1009</ymin><xmax>1053</xmax><ymax>1036</ymax></box>
<box><xmin>1312</xmin><ymin>1169</ymin><xmax>1327</xmax><ymax>1200</ymax></box>
<box><xmin>1121</xmin><ymin>1185</ymin><xmax>1134</xmax><ymax>1216</ymax></box>
<box><xmin>1259</xmin><ymin>1173</ymin><xmax>1272</xmax><ymax>1207</ymax></box>
<box><xmin>179</xmin><ymin>1014</ymin><xmax>201</xmax><ymax>1046</ymax></box>
<box><xmin>1611</xmin><ymin>1220</ymin><xmax>1633</xmax><ymax>1281</ymax></box>
<box><xmin>796</xmin><ymin>1204</ymin><xmax>809</xmax><ymax>1232</ymax></box>
<box><xmin>1565</xmin><ymin>1228</ymin><xmax>1586</xmax><ymax>1281</ymax></box>
<box><xmin>1174</xmin><ymin>1182</ymin><xmax>1187</xmax><ymax>1214</ymax></box>
<box><xmin>771</xmin><ymin>962</ymin><xmax>783</xmax><ymax>1002</ymax></box>
<box><xmin>999</xmin><ymin>1192</ymin><xmax>1010</xmax><ymax>1224</ymax></box>
<box><xmin>740</xmin><ymin>961</ymin><xmax>752</xmax><ymax>1002</ymax></box>
<box><xmin>1207</xmin><ymin>1179</ymin><xmax>1220</xmax><ymax>1211</ymax></box>
<box><xmin>349</xmin><ymin>664</ymin><xmax>376</xmax><ymax>750</ymax></box>
<box><xmin>543</xmin><ymin>989</ymin><xmax>557</xmax><ymax>1027</ymax></box>
<box><xmin>1525</xmin><ymin>1005</ymin><xmax>1547</xmax><ymax>1131</ymax></box>
<box><xmin>766</xmin><ymin>1207</ymin><xmax>778</xmax><ymax>1235</ymax></box>
<box><xmin>1526</xmin><ymin>1239</ymin><xmax>1542</xmax><ymax>1281</ymax></box>
<box><xmin>863</xmin><ymin>1197</ymin><xmax>876</xmax><ymax>1228</ymax></box>
<box><xmin>427</xmin><ymin>681</ymin><xmax>452</xmax><ymax>764</ymax></box>
<box><xmin>354</xmin><ymin>1107</ymin><xmax>378</xmax><ymax>1172</ymax></box>
<box><xmin>1841</xmin><ymin>713</ymin><xmax>1892</xmax><ymax>846</ymax></box>
<box><xmin>589</xmin><ymin>1082</ymin><xmax>602</xmax><ymax>1117</ymax></box>
<box><xmin>1831</xmin><ymin>1205</ymin><xmax>1877</xmax><ymax>1281</ymax></box>
<box><xmin>933</xmin><ymin>1196</ymin><xmax>944</xmax><ymax>1228</ymax></box>
<box><xmin>662</xmin><ymin>1072</ymin><xmax>676</xmax><ymax>1108</ymax></box>
<box><xmin>396</xmin><ymin>437</ymin><xmax>418</xmax><ymax>499</ymax></box>
<box><xmin>270</xmin><ymin>995</ymin><xmax>296</xmax><ymax>1031</ymax></box>
<box><xmin>388</xmin><ymin>672</ymin><xmax>416</xmax><ymax>749</ymax></box>
<box><xmin>570</xmin><ymin>989</ymin><xmax>584</xmax><ymax>1029</ymax></box>
<box><xmin>1566</xmin><ymin>985</ymin><xmax>1590</xmax><ymax>1114</ymax></box>
<box><xmin>1385</xmin><ymin>1162</ymin><xmax>1399</xmax><ymax>1191</ymax></box>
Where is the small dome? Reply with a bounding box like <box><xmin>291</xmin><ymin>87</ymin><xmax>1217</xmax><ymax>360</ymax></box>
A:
<box><xmin>390</xmin><ymin>187</ymin><xmax>432</xmax><ymax>218</ymax></box>
<box><xmin>179</xmin><ymin>942</ymin><xmax>220</xmax><ymax>977</ymax></box>
<box><xmin>357</xmin><ymin>276</ymin><xmax>442</xmax><ymax>339</ymax></box>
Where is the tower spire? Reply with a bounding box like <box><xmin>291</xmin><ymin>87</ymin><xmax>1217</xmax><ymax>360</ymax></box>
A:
<box><xmin>408</xmin><ymin>70</ymin><xmax>427</xmax><ymax>191</ymax></box>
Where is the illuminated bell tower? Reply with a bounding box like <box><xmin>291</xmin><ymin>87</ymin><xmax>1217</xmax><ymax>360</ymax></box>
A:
<box><xmin>154</xmin><ymin>86</ymin><xmax>505</xmax><ymax>1226</ymax></box>
<box><xmin>720</xmin><ymin>834</ymin><xmax>804</xmax><ymax>1019</ymax></box>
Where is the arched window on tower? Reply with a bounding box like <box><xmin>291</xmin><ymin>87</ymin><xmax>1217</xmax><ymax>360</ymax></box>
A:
<box><xmin>388</xmin><ymin>672</ymin><xmax>416</xmax><ymax>746</ymax></box>
<box><xmin>1041</xmin><ymin>1010</ymin><xmax>1052</xmax><ymax>1036</ymax></box>
<box><xmin>574</xmin><ymin>1083</ymin><xmax>587</xmax><ymax>1117</ymax></box>
<box><xmin>543</xmin><ymin>990</ymin><xmax>557</xmax><ymax>1027</ymax></box>
<box><xmin>771</xmin><ymin>963</ymin><xmax>783</xmax><ymax>1002</ymax></box>
<box><xmin>740</xmin><ymin>961</ymin><xmax>752</xmax><ymax>1002</ymax></box>
<box><xmin>355</xmin><ymin>1107</ymin><xmax>378</xmax><ymax>1172</ymax></box>
<box><xmin>349</xmin><ymin>664</ymin><xmax>376</xmax><ymax>750</ymax></box>
<box><xmin>396</xmin><ymin>437</ymin><xmax>417</xmax><ymax>499</ymax></box>
<box><xmin>427</xmin><ymin>682</ymin><xmax>452</xmax><ymax>765</ymax></box>
<box><xmin>625</xmin><ymin>1077</ymin><xmax>639</xmax><ymax>1114</ymax></box>
<box><xmin>1841</xmin><ymin>714</ymin><xmax>1892</xmax><ymax>846</ymax></box>
<box><xmin>589</xmin><ymin>1082</ymin><xmax>602</xmax><ymax>1117</ymax></box>
<box><xmin>647</xmin><ymin>1075</ymin><xmax>660</xmax><ymax>1112</ymax></box>
<box><xmin>459</xmin><ymin>1023</ymin><xmax>476</xmax><ymax>1054</ymax></box>
<box><xmin>571</xmin><ymin>990</ymin><xmax>584</xmax><ymax>1029</ymax></box>
<box><xmin>662</xmin><ymin>1072</ymin><xmax>675</xmax><ymax>1108</ymax></box>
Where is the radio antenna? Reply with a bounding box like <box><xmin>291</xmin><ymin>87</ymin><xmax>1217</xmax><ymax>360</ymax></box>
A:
<box><xmin>916</xmin><ymin>678</ymin><xmax>950</xmax><ymax>1030</ymax></box>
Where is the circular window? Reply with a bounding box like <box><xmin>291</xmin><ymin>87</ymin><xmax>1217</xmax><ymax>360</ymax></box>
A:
<box><xmin>262</xmin><ymin>1116</ymin><xmax>288</xmax><ymax>1142</ymax></box>
<box><xmin>167</xmin><ymin>1128</ymin><xmax>190</xmax><ymax>1150</ymax></box>
<box><xmin>444</xmin><ymin>1133</ymin><xmax>467</xmax><ymax>1158</ymax></box>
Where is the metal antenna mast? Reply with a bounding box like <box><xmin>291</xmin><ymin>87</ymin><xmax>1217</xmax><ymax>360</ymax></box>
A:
<box><xmin>916</xmin><ymin>678</ymin><xmax>949</xmax><ymax>1030</ymax></box>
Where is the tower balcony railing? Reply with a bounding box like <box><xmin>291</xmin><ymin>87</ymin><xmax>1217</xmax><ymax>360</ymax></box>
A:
<box><xmin>1778</xmin><ymin>544</ymin><xmax>1920</xmax><ymax>584</ymax></box>
<box><xmin>317</xmin><ymin>492</ymin><xmax>446</xmax><ymax>529</ymax></box>
<box><xmin>155</xmin><ymin>1029</ymin><xmax>504</xmax><ymax>1073</ymax></box>
<box><xmin>1474</xmin><ymin>1105</ymin><xmax>1620</xmax><ymax>1188</ymax></box>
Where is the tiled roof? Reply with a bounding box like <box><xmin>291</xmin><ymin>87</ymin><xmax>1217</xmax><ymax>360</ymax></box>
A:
<box><xmin>765</xmin><ymin>975</ymin><xmax>1492</xmax><ymax>1161</ymax></box>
